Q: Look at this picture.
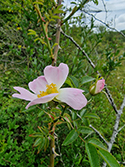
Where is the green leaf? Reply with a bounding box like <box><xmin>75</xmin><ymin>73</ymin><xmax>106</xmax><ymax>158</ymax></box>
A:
<box><xmin>80</xmin><ymin>109</ymin><xmax>87</xmax><ymax>117</ymax></box>
<box><xmin>71</xmin><ymin>111</ymin><xmax>76</xmax><ymax>120</ymax></box>
<box><xmin>33</xmin><ymin>137</ymin><xmax>43</xmax><ymax>147</ymax></box>
<box><xmin>51</xmin><ymin>108</ymin><xmax>62</xmax><ymax>114</ymax></box>
<box><xmin>14</xmin><ymin>125</ymin><xmax>19</xmax><ymax>129</ymax></box>
<box><xmin>77</xmin><ymin>126</ymin><xmax>93</xmax><ymax>134</ymax></box>
<box><xmin>5</xmin><ymin>71</ymin><xmax>11</xmax><ymax>75</ymax></box>
<box><xmin>88</xmin><ymin>138</ymin><xmax>107</xmax><ymax>150</ymax></box>
<box><xmin>81</xmin><ymin>117</ymin><xmax>89</xmax><ymax>126</ymax></box>
<box><xmin>65</xmin><ymin>77</ymin><xmax>74</xmax><ymax>87</ymax></box>
<box><xmin>71</xmin><ymin>2</ymin><xmax>77</xmax><ymax>5</ymax></box>
<box><xmin>37</xmin><ymin>137</ymin><xmax>45</xmax><ymax>153</ymax></box>
<box><xmin>29</xmin><ymin>133</ymin><xmax>43</xmax><ymax>138</ymax></box>
<box><xmin>98</xmin><ymin>148</ymin><xmax>120</xmax><ymax>167</ymax></box>
<box><xmin>22</xmin><ymin>106</ymin><xmax>36</xmax><ymax>113</ymax></box>
<box><xmin>51</xmin><ymin>43</ymin><xmax>58</xmax><ymax>51</ymax></box>
<box><xmin>28</xmin><ymin>29</ymin><xmax>37</xmax><ymax>36</ymax></box>
<box><xmin>40</xmin><ymin>126</ymin><xmax>49</xmax><ymax>135</ymax></box>
<box><xmin>85</xmin><ymin>113</ymin><xmax>100</xmax><ymax>119</ymax></box>
<box><xmin>34</xmin><ymin>38</ymin><xmax>41</xmax><ymax>42</ymax></box>
<box><xmin>56</xmin><ymin>4</ymin><xmax>63</xmax><ymax>10</ymax></box>
<box><xmin>93</xmin><ymin>0</ymin><xmax>98</xmax><ymax>5</ymax></box>
<box><xmin>53</xmin><ymin>5</ymin><xmax>64</xmax><ymax>14</ymax></box>
<box><xmin>69</xmin><ymin>75</ymin><xmax>79</xmax><ymax>87</ymax></box>
<box><xmin>48</xmin><ymin>10</ymin><xmax>52</xmax><ymax>16</ymax></box>
<box><xmin>38</xmin><ymin>110</ymin><xmax>45</xmax><ymax>117</ymax></box>
<box><xmin>81</xmin><ymin>76</ymin><xmax>95</xmax><ymax>85</ymax></box>
<box><xmin>45</xmin><ymin>13</ymin><xmax>50</xmax><ymax>20</ymax></box>
<box><xmin>49</xmin><ymin>18</ymin><xmax>56</xmax><ymax>22</ymax></box>
<box><xmin>62</xmin><ymin>129</ymin><xmax>78</xmax><ymax>146</ymax></box>
<box><xmin>52</xmin><ymin>15</ymin><xmax>60</xmax><ymax>19</ymax></box>
<box><xmin>63</xmin><ymin>113</ymin><xmax>72</xmax><ymax>123</ymax></box>
<box><xmin>44</xmin><ymin>137</ymin><xmax>49</xmax><ymax>151</ymax></box>
<box><xmin>63</xmin><ymin>113</ymin><xmax>72</xmax><ymax>129</ymax></box>
<box><xmin>54</xmin><ymin>10</ymin><xmax>64</xmax><ymax>14</ymax></box>
<box><xmin>33</xmin><ymin>1</ymin><xmax>43</xmax><ymax>5</ymax></box>
<box><xmin>39</xmin><ymin>38</ymin><xmax>46</xmax><ymax>45</ymax></box>
<box><xmin>85</xmin><ymin>142</ymin><xmax>100</xmax><ymax>167</ymax></box>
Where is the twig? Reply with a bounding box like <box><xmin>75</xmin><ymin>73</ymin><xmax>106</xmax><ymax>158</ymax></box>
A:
<box><xmin>102</xmin><ymin>96</ymin><xmax>125</xmax><ymax>167</ymax></box>
<box><xmin>61</xmin><ymin>29</ymin><xmax>96</xmax><ymax>69</ymax></box>
<box><xmin>119</xmin><ymin>96</ymin><xmax>125</xmax><ymax>113</ymax></box>
<box><xmin>84</xmin><ymin>131</ymin><xmax>94</xmax><ymax>140</ymax></box>
<box><xmin>101</xmin><ymin>0</ymin><xmax>108</xmax><ymax>22</ymax></box>
<box><xmin>49</xmin><ymin>132</ymin><xmax>55</xmax><ymax>167</ymax></box>
<box><xmin>82</xmin><ymin>10</ymin><xmax>125</xmax><ymax>38</ymax></box>
<box><xmin>89</xmin><ymin>124</ymin><xmax>109</xmax><ymax>146</ymax></box>
<box><xmin>118</xmin><ymin>124</ymin><xmax>125</xmax><ymax>133</ymax></box>
<box><xmin>104</xmin><ymin>85</ymin><xmax>118</xmax><ymax>114</ymax></box>
<box><xmin>60</xmin><ymin>29</ymin><xmax>118</xmax><ymax>114</ymax></box>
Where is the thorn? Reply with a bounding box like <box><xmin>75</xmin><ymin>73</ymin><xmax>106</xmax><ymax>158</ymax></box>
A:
<box><xmin>52</xmin><ymin>147</ymin><xmax>60</xmax><ymax>157</ymax></box>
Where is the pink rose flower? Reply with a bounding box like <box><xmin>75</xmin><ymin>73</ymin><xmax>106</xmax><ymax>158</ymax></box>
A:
<box><xmin>89</xmin><ymin>79</ymin><xmax>105</xmax><ymax>95</ymax></box>
<box><xmin>12</xmin><ymin>63</ymin><xmax>87</xmax><ymax>110</ymax></box>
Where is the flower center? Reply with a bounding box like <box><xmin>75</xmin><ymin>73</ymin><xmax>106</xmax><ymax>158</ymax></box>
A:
<box><xmin>37</xmin><ymin>83</ymin><xmax>59</xmax><ymax>98</ymax></box>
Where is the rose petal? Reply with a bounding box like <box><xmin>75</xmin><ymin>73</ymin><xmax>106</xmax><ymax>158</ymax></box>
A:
<box><xmin>44</xmin><ymin>63</ymin><xmax>69</xmax><ymax>89</ymax></box>
<box><xmin>26</xmin><ymin>93</ymin><xmax>58</xmax><ymax>109</ymax></box>
<box><xmin>12</xmin><ymin>87</ymin><xmax>37</xmax><ymax>101</ymax></box>
<box><xmin>28</xmin><ymin>76</ymin><xmax>48</xmax><ymax>94</ymax></box>
<box><xmin>95</xmin><ymin>79</ymin><xmax>105</xmax><ymax>94</ymax></box>
<box><xmin>56</xmin><ymin>88</ymin><xmax>87</xmax><ymax>110</ymax></box>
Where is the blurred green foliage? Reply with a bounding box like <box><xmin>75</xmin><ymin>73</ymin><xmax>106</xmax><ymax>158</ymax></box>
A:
<box><xmin>0</xmin><ymin>0</ymin><xmax>125</xmax><ymax>166</ymax></box>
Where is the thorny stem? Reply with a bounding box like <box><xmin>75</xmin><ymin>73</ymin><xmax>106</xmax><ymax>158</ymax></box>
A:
<box><xmin>35</xmin><ymin>2</ymin><xmax>62</xmax><ymax>165</ymax></box>
<box><xmin>52</xmin><ymin>0</ymin><xmax>62</xmax><ymax>66</ymax></box>
<box><xmin>56</xmin><ymin>137</ymin><xmax>66</xmax><ymax>167</ymax></box>
<box><xmin>89</xmin><ymin>124</ymin><xmax>109</xmax><ymax>146</ymax></box>
<box><xmin>49</xmin><ymin>132</ymin><xmax>55</xmax><ymax>167</ymax></box>
<box><xmin>49</xmin><ymin>105</ymin><xmax>67</xmax><ymax>167</ymax></box>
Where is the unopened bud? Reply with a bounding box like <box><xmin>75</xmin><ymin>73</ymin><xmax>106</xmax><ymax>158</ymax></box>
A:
<box><xmin>89</xmin><ymin>79</ymin><xmax>105</xmax><ymax>95</ymax></box>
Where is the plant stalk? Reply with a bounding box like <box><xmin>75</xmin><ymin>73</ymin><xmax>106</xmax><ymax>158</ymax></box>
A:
<box><xmin>49</xmin><ymin>132</ymin><xmax>55</xmax><ymax>167</ymax></box>
<box><xmin>52</xmin><ymin>0</ymin><xmax>62</xmax><ymax>66</ymax></box>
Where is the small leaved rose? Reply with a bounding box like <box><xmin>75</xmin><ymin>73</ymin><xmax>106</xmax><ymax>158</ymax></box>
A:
<box><xmin>12</xmin><ymin>63</ymin><xmax>87</xmax><ymax>110</ymax></box>
<box><xmin>89</xmin><ymin>78</ymin><xmax>105</xmax><ymax>95</ymax></box>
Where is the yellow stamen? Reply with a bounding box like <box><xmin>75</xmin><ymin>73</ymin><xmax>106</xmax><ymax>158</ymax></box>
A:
<box><xmin>37</xmin><ymin>83</ymin><xmax>58</xmax><ymax>98</ymax></box>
